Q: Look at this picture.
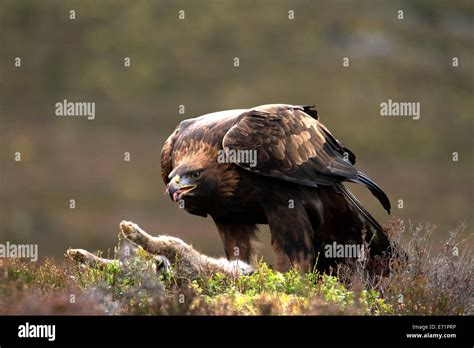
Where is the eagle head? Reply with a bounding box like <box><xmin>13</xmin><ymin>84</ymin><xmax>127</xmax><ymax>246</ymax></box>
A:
<box><xmin>167</xmin><ymin>167</ymin><xmax>209</xmax><ymax>202</ymax></box>
<box><xmin>166</xmin><ymin>161</ymin><xmax>239</xmax><ymax>210</ymax></box>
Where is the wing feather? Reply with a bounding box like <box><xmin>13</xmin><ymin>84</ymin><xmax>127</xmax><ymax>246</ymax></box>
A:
<box><xmin>222</xmin><ymin>106</ymin><xmax>357</xmax><ymax>187</ymax></box>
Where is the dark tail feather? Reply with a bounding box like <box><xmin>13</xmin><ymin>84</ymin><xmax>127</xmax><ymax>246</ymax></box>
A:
<box><xmin>337</xmin><ymin>183</ymin><xmax>396</xmax><ymax>276</ymax></box>
<box><xmin>350</xmin><ymin>171</ymin><xmax>391</xmax><ymax>214</ymax></box>
<box><xmin>336</xmin><ymin>183</ymin><xmax>384</xmax><ymax>234</ymax></box>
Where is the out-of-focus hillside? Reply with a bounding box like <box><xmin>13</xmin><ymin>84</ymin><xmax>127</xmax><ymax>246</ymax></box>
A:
<box><xmin>0</xmin><ymin>0</ymin><xmax>472</xmax><ymax>261</ymax></box>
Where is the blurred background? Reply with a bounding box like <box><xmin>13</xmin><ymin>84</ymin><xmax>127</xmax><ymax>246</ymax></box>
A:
<box><xmin>0</xmin><ymin>0</ymin><xmax>472</xmax><ymax>263</ymax></box>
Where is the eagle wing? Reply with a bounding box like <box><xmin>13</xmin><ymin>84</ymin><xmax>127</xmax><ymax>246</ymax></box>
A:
<box><xmin>222</xmin><ymin>104</ymin><xmax>391</xmax><ymax>215</ymax></box>
<box><xmin>222</xmin><ymin>105</ymin><xmax>358</xmax><ymax>187</ymax></box>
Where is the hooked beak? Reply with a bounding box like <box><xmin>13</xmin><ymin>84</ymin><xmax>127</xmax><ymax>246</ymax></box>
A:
<box><xmin>167</xmin><ymin>175</ymin><xmax>197</xmax><ymax>202</ymax></box>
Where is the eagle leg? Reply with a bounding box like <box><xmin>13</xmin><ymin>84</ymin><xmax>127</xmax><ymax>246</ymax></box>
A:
<box><xmin>264</xmin><ymin>204</ymin><xmax>316</xmax><ymax>273</ymax></box>
<box><xmin>213</xmin><ymin>222</ymin><xmax>260</xmax><ymax>266</ymax></box>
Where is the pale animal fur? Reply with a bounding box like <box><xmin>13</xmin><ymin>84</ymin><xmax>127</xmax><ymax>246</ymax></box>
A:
<box><xmin>67</xmin><ymin>220</ymin><xmax>254</xmax><ymax>280</ymax></box>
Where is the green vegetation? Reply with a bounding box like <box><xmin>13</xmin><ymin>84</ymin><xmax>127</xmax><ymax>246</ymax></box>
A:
<box><xmin>0</xmin><ymin>219</ymin><xmax>471</xmax><ymax>315</ymax></box>
<box><xmin>191</xmin><ymin>264</ymin><xmax>392</xmax><ymax>315</ymax></box>
<box><xmin>0</xmin><ymin>255</ymin><xmax>393</xmax><ymax>315</ymax></box>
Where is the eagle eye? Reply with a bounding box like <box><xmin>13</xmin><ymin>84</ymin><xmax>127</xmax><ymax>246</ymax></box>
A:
<box><xmin>190</xmin><ymin>171</ymin><xmax>201</xmax><ymax>180</ymax></box>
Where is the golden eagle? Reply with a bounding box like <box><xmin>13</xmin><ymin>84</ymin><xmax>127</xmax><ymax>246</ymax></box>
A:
<box><xmin>161</xmin><ymin>104</ymin><xmax>393</xmax><ymax>273</ymax></box>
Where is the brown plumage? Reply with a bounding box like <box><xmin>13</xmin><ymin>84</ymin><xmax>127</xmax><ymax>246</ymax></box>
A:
<box><xmin>161</xmin><ymin>104</ymin><xmax>393</xmax><ymax>274</ymax></box>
